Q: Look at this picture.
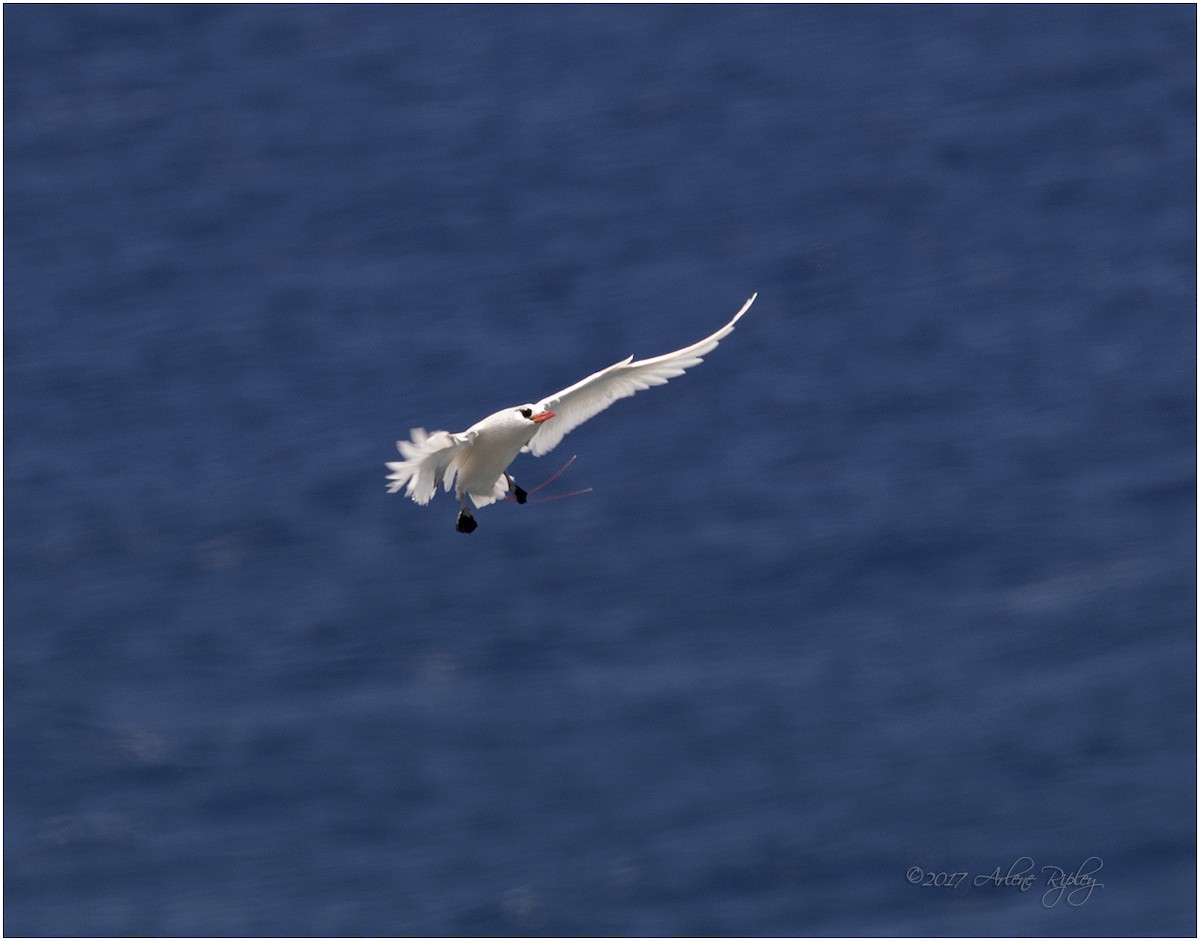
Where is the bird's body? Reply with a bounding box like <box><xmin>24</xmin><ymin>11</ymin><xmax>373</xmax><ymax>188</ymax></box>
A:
<box><xmin>387</xmin><ymin>293</ymin><xmax>756</xmax><ymax>532</ymax></box>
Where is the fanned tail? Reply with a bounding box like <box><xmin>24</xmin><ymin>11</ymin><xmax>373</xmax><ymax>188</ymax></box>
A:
<box><xmin>385</xmin><ymin>428</ymin><xmax>468</xmax><ymax>504</ymax></box>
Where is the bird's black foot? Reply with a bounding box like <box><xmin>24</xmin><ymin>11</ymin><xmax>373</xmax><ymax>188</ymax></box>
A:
<box><xmin>456</xmin><ymin>511</ymin><xmax>478</xmax><ymax>534</ymax></box>
<box><xmin>511</xmin><ymin>485</ymin><xmax>528</xmax><ymax>505</ymax></box>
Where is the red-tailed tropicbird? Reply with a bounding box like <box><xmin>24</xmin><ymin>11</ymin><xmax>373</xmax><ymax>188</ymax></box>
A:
<box><xmin>386</xmin><ymin>293</ymin><xmax>756</xmax><ymax>532</ymax></box>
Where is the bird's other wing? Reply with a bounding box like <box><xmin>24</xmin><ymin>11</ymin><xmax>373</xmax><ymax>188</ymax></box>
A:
<box><xmin>386</xmin><ymin>427</ymin><xmax>474</xmax><ymax>504</ymax></box>
<box><xmin>525</xmin><ymin>293</ymin><xmax>756</xmax><ymax>458</ymax></box>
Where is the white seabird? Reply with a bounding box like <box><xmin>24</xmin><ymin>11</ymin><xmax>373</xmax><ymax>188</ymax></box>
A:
<box><xmin>386</xmin><ymin>293</ymin><xmax>756</xmax><ymax>532</ymax></box>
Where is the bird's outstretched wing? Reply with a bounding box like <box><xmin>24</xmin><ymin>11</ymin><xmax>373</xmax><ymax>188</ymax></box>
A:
<box><xmin>525</xmin><ymin>293</ymin><xmax>756</xmax><ymax>458</ymax></box>
<box><xmin>386</xmin><ymin>428</ymin><xmax>474</xmax><ymax>504</ymax></box>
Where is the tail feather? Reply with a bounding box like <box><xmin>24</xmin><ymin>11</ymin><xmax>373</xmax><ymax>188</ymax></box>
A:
<box><xmin>385</xmin><ymin>428</ymin><xmax>468</xmax><ymax>504</ymax></box>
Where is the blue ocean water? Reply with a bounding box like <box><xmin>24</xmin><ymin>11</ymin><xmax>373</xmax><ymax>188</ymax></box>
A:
<box><xmin>4</xmin><ymin>5</ymin><xmax>1195</xmax><ymax>936</ymax></box>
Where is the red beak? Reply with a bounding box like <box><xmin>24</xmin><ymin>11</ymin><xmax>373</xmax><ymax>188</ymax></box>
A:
<box><xmin>531</xmin><ymin>409</ymin><xmax>555</xmax><ymax>424</ymax></box>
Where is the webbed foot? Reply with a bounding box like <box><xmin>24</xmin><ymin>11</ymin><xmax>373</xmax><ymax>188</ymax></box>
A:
<box><xmin>456</xmin><ymin>511</ymin><xmax>478</xmax><ymax>534</ymax></box>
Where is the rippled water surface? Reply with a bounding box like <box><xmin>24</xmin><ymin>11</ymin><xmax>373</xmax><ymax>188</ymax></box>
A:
<box><xmin>5</xmin><ymin>5</ymin><xmax>1195</xmax><ymax>936</ymax></box>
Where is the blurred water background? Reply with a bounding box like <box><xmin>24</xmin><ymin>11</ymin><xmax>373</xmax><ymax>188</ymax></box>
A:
<box><xmin>4</xmin><ymin>5</ymin><xmax>1195</xmax><ymax>936</ymax></box>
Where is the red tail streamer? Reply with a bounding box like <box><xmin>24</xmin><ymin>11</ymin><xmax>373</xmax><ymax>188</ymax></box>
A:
<box><xmin>504</xmin><ymin>455</ymin><xmax>591</xmax><ymax>504</ymax></box>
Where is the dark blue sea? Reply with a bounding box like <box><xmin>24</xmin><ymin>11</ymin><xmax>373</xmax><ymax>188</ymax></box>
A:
<box><xmin>4</xmin><ymin>5</ymin><xmax>1196</xmax><ymax>937</ymax></box>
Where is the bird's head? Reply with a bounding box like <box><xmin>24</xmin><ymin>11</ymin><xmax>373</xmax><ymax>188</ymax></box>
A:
<box><xmin>515</xmin><ymin>405</ymin><xmax>555</xmax><ymax>425</ymax></box>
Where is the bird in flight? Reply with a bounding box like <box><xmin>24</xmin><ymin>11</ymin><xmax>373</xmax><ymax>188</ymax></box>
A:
<box><xmin>386</xmin><ymin>293</ymin><xmax>757</xmax><ymax>532</ymax></box>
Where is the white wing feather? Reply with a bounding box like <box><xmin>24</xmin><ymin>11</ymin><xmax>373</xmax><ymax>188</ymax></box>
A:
<box><xmin>385</xmin><ymin>428</ymin><xmax>474</xmax><ymax>504</ymax></box>
<box><xmin>525</xmin><ymin>293</ymin><xmax>756</xmax><ymax>457</ymax></box>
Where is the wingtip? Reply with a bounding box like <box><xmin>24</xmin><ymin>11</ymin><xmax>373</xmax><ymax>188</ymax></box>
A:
<box><xmin>730</xmin><ymin>292</ymin><xmax>757</xmax><ymax>325</ymax></box>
